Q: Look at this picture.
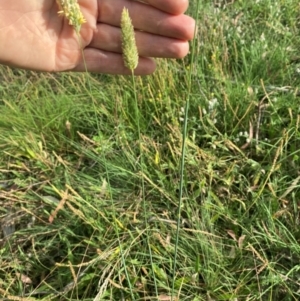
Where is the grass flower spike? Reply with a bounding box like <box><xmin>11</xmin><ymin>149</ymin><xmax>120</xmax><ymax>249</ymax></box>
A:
<box><xmin>121</xmin><ymin>8</ymin><xmax>139</xmax><ymax>71</ymax></box>
<box><xmin>56</xmin><ymin>0</ymin><xmax>86</xmax><ymax>33</ymax></box>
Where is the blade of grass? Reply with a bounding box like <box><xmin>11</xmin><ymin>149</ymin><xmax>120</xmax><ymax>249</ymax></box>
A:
<box><xmin>171</xmin><ymin>0</ymin><xmax>201</xmax><ymax>299</ymax></box>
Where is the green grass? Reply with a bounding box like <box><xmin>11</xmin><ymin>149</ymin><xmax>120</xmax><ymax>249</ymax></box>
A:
<box><xmin>1</xmin><ymin>0</ymin><xmax>300</xmax><ymax>300</ymax></box>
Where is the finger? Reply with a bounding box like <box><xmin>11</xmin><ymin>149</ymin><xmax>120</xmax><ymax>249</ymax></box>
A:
<box><xmin>136</xmin><ymin>0</ymin><xmax>189</xmax><ymax>15</ymax></box>
<box><xmin>90</xmin><ymin>24</ymin><xmax>189</xmax><ymax>59</ymax></box>
<box><xmin>72</xmin><ymin>48</ymin><xmax>156</xmax><ymax>75</ymax></box>
<box><xmin>98</xmin><ymin>0</ymin><xmax>195</xmax><ymax>41</ymax></box>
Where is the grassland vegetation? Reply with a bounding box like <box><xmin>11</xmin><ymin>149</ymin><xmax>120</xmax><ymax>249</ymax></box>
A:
<box><xmin>0</xmin><ymin>0</ymin><xmax>300</xmax><ymax>300</ymax></box>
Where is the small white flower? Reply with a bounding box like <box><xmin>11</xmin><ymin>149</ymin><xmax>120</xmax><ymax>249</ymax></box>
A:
<box><xmin>208</xmin><ymin>98</ymin><xmax>218</xmax><ymax>113</ymax></box>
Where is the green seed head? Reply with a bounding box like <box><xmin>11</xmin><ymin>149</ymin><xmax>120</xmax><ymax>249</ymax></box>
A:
<box><xmin>56</xmin><ymin>0</ymin><xmax>86</xmax><ymax>33</ymax></box>
<box><xmin>121</xmin><ymin>8</ymin><xmax>139</xmax><ymax>71</ymax></box>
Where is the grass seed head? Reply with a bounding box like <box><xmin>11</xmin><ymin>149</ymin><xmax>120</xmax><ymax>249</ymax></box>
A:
<box><xmin>121</xmin><ymin>8</ymin><xmax>139</xmax><ymax>71</ymax></box>
<box><xmin>56</xmin><ymin>0</ymin><xmax>86</xmax><ymax>33</ymax></box>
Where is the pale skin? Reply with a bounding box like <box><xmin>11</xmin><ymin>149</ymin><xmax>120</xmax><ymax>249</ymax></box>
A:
<box><xmin>0</xmin><ymin>0</ymin><xmax>195</xmax><ymax>75</ymax></box>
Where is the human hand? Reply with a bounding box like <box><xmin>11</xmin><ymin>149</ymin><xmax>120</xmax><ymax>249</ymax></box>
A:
<box><xmin>0</xmin><ymin>0</ymin><xmax>195</xmax><ymax>75</ymax></box>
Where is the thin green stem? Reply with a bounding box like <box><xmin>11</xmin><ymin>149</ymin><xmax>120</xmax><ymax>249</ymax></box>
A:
<box><xmin>131</xmin><ymin>71</ymin><xmax>159</xmax><ymax>297</ymax></box>
<box><xmin>171</xmin><ymin>1</ymin><xmax>201</xmax><ymax>299</ymax></box>
<box><xmin>77</xmin><ymin>29</ymin><xmax>137</xmax><ymax>300</ymax></box>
